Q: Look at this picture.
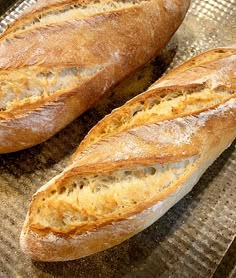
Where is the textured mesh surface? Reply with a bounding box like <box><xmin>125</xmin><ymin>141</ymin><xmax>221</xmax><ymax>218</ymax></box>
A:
<box><xmin>0</xmin><ymin>0</ymin><xmax>235</xmax><ymax>277</ymax></box>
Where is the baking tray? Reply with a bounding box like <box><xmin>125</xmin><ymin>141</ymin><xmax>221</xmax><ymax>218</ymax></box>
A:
<box><xmin>0</xmin><ymin>0</ymin><xmax>235</xmax><ymax>277</ymax></box>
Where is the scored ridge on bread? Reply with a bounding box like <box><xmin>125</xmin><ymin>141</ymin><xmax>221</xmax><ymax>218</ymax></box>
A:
<box><xmin>20</xmin><ymin>47</ymin><xmax>236</xmax><ymax>261</ymax></box>
<box><xmin>3</xmin><ymin>0</ymin><xmax>148</xmax><ymax>39</ymax></box>
<box><xmin>74</xmin><ymin>84</ymin><xmax>235</xmax><ymax>155</ymax></box>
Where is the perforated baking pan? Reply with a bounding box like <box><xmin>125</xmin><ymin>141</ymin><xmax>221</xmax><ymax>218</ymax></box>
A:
<box><xmin>0</xmin><ymin>0</ymin><xmax>235</xmax><ymax>277</ymax></box>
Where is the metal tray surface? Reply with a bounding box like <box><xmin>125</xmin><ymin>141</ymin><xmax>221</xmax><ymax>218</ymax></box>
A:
<box><xmin>0</xmin><ymin>0</ymin><xmax>235</xmax><ymax>277</ymax></box>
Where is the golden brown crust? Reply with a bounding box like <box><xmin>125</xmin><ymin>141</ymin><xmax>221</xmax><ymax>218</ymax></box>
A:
<box><xmin>0</xmin><ymin>0</ymin><xmax>190</xmax><ymax>153</ymax></box>
<box><xmin>20</xmin><ymin>46</ymin><xmax>236</xmax><ymax>261</ymax></box>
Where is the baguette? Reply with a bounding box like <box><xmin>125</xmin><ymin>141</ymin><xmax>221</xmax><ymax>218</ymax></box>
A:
<box><xmin>0</xmin><ymin>0</ymin><xmax>190</xmax><ymax>153</ymax></box>
<box><xmin>20</xmin><ymin>46</ymin><xmax>236</xmax><ymax>261</ymax></box>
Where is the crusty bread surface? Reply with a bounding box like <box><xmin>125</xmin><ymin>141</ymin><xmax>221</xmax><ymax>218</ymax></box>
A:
<box><xmin>20</xmin><ymin>46</ymin><xmax>236</xmax><ymax>261</ymax></box>
<box><xmin>0</xmin><ymin>0</ymin><xmax>190</xmax><ymax>153</ymax></box>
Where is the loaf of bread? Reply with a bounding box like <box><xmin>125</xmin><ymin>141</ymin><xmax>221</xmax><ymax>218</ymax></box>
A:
<box><xmin>20</xmin><ymin>46</ymin><xmax>236</xmax><ymax>261</ymax></box>
<box><xmin>0</xmin><ymin>0</ymin><xmax>190</xmax><ymax>153</ymax></box>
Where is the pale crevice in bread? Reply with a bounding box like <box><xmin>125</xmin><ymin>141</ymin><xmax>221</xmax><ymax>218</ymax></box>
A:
<box><xmin>76</xmin><ymin>86</ymin><xmax>236</xmax><ymax>154</ymax></box>
<box><xmin>0</xmin><ymin>64</ymin><xmax>104</xmax><ymax>111</ymax></box>
<box><xmin>148</xmin><ymin>48</ymin><xmax>236</xmax><ymax>87</ymax></box>
<box><xmin>149</xmin><ymin>53</ymin><xmax>236</xmax><ymax>91</ymax></box>
<box><xmin>70</xmin><ymin>97</ymin><xmax>236</xmax><ymax>170</ymax></box>
<box><xmin>29</xmin><ymin>156</ymin><xmax>198</xmax><ymax>233</ymax></box>
<box><xmin>4</xmin><ymin>0</ymin><xmax>148</xmax><ymax>40</ymax></box>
